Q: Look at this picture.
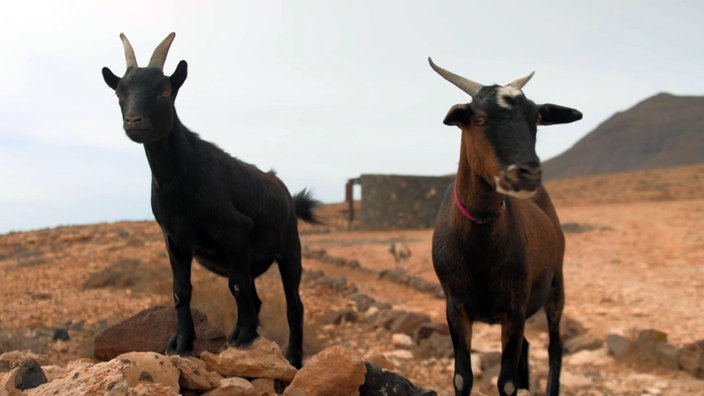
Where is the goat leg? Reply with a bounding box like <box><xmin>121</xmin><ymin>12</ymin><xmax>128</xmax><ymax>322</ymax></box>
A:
<box><xmin>544</xmin><ymin>275</ymin><xmax>565</xmax><ymax>396</ymax></box>
<box><xmin>226</xmin><ymin>240</ymin><xmax>259</xmax><ymax>347</ymax></box>
<box><xmin>164</xmin><ymin>236</ymin><xmax>195</xmax><ymax>356</ymax></box>
<box><xmin>277</xmin><ymin>250</ymin><xmax>305</xmax><ymax>368</ymax></box>
<box><xmin>447</xmin><ymin>304</ymin><xmax>474</xmax><ymax>396</ymax></box>
<box><xmin>499</xmin><ymin>313</ymin><xmax>527</xmax><ymax>396</ymax></box>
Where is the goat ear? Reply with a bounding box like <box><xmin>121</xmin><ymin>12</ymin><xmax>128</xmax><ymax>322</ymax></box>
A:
<box><xmin>538</xmin><ymin>103</ymin><xmax>583</xmax><ymax>125</ymax></box>
<box><xmin>170</xmin><ymin>60</ymin><xmax>188</xmax><ymax>93</ymax></box>
<box><xmin>443</xmin><ymin>104</ymin><xmax>473</xmax><ymax>127</ymax></box>
<box><xmin>102</xmin><ymin>67</ymin><xmax>121</xmax><ymax>90</ymax></box>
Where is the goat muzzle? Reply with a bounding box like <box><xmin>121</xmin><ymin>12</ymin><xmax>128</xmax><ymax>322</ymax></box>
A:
<box><xmin>495</xmin><ymin>164</ymin><xmax>542</xmax><ymax>199</ymax></box>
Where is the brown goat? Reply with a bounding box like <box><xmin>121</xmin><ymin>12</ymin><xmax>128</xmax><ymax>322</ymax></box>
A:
<box><xmin>428</xmin><ymin>58</ymin><xmax>582</xmax><ymax>396</ymax></box>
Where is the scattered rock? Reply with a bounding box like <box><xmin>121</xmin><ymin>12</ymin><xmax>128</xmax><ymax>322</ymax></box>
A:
<box><xmin>13</xmin><ymin>358</ymin><xmax>47</xmax><ymax>390</ymax></box>
<box><xmin>203</xmin><ymin>377</ymin><xmax>255</xmax><ymax>396</ymax></box>
<box><xmin>52</xmin><ymin>329</ymin><xmax>69</xmax><ymax>342</ymax></box>
<box><xmin>414</xmin><ymin>322</ymin><xmax>449</xmax><ymax>342</ymax></box>
<box><xmin>0</xmin><ymin>351</ymin><xmax>49</xmax><ymax>373</ymax></box>
<box><xmin>384</xmin><ymin>349</ymin><xmax>414</xmax><ymax>361</ymax></box>
<box><xmin>414</xmin><ymin>332</ymin><xmax>453</xmax><ymax>359</ymax></box>
<box><xmin>25</xmin><ymin>358</ymin><xmax>127</xmax><ymax>395</ymax></box>
<box><xmin>637</xmin><ymin>329</ymin><xmax>668</xmax><ymax>360</ymax></box>
<box><xmin>563</xmin><ymin>334</ymin><xmax>603</xmax><ymax>354</ymax></box>
<box><xmin>322</xmin><ymin>308</ymin><xmax>358</xmax><ymax>325</ymax></box>
<box><xmin>116</xmin><ymin>352</ymin><xmax>180</xmax><ymax>394</ymax></box>
<box><xmin>251</xmin><ymin>378</ymin><xmax>277</xmax><ymax>396</ymax></box>
<box><xmin>388</xmin><ymin>312</ymin><xmax>431</xmax><ymax>335</ymax></box>
<box><xmin>93</xmin><ymin>306</ymin><xmax>226</xmax><ymax>361</ymax></box>
<box><xmin>360</xmin><ymin>363</ymin><xmax>437</xmax><ymax>396</ymax></box>
<box><xmin>365</xmin><ymin>354</ymin><xmax>395</xmax><ymax>371</ymax></box>
<box><xmin>201</xmin><ymin>337</ymin><xmax>297</xmax><ymax>382</ymax></box>
<box><xmin>655</xmin><ymin>342</ymin><xmax>681</xmax><ymax>370</ymax></box>
<box><xmin>283</xmin><ymin>345</ymin><xmax>365</xmax><ymax>396</ymax></box>
<box><xmin>349</xmin><ymin>293</ymin><xmax>376</xmax><ymax>312</ymax></box>
<box><xmin>391</xmin><ymin>333</ymin><xmax>414</xmax><ymax>349</ymax></box>
<box><xmin>170</xmin><ymin>355</ymin><xmax>220</xmax><ymax>391</ymax></box>
<box><xmin>606</xmin><ymin>333</ymin><xmax>634</xmax><ymax>358</ymax></box>
<box><xmin>678</xmin><ymin>339</ymin><xmax>704</xmax><ymax>378</ymax></box>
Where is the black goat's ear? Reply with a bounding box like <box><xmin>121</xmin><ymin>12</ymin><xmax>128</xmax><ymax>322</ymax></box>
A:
<box><xmin>538</xmin><ymin>103</ymin><xmax>583</xmax><ymax>125</ymax></box>
<box><xmin>102</xmin><ymin>67</ymin><xmax>120</xmax><ymax>90</ymax></box>
<box><xmin>170</xmin><ymin>60</ymin><xmax>188</xmax><ymax>93</ymax></box>
<box><xmin>443</xmin><ymin>104</ymin><xmax>473</xmax><ymax>127</ymax></box>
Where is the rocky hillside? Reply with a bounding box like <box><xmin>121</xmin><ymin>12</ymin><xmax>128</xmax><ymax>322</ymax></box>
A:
<box><xmin>543</xmin><ymin>93</ymin><xmax>704</xmax><ymax>180</ymax></box>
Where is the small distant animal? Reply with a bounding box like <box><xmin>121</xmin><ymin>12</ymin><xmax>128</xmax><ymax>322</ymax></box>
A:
<box><xmin>388</xmin><ymin>242</ymin><xmax>412</xmax><ymax>272</ymax></box>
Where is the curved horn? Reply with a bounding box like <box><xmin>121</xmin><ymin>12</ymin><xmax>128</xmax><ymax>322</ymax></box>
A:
<box><xmin>428</xmin><ymin>57</ymin><xmax>483</xmax><ymax>97</ymax></box>
<box><xmin>507</xmin><ymin>71</ymin><xmax>535</xmax><ymax>89</ymax></box>
<box><xmin>120</xmin><ymin>33</ymin><xmax>138</xmax><ymax>68</ymax></box>
<box><xmin>148</xmin><ymin>32</ymin><xmax>176</xmax><ymax>70</ymax></box>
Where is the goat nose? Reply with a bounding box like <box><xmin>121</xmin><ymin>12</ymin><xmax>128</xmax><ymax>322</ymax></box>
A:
<box><xmin>124</xmin><ymin>115</ymin><xmax>142</xmax><ymax>124</ymax></box>
<box><xmin>517</xmin><ymin>164</ymin><xmax>542</xmax><ymax>180</ymax></box>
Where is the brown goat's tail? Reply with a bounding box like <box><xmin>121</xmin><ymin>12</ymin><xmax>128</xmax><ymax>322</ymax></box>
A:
<box><xmin>293</xmin><ymin>188</ymin><xmax>323</xmax><ymax>225</ymax></box>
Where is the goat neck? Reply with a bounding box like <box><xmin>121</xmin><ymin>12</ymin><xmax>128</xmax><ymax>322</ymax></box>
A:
<box><xmin>142</xmin><ymin>115</ymin><xmax>194</xmax><ymax>188</ymax></box>
<box><xmin>453</xmin><ymin>133</ymin><xmax>507</xmax><ymax>226</ymax></box>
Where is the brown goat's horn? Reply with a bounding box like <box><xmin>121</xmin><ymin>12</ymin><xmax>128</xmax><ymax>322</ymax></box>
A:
<box><xmin>120</xmin><ymin>33</ymin><xmax>138</xmax><ymax>68</ymax></box>
<box><xmin>148</xmin><ymin>32</ymin><xmax>176</xmax><ymax>70</ymax></box>
<box><xmin>428</xmin><ymin>57</ymin><xmax>483</xmax><ymax>97</ymax></box>
<box><xmin>507</xmin><ymin>72</ymin><xmax>535</xmax><ymax>90</ymax></box>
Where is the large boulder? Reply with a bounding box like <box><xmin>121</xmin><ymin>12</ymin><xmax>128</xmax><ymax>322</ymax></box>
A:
<box><xmin>93</xmin><ymin>306</ymin><xmax>226</xmax><ymax>360</ymax></box>
<box><xmin>283</xmin><ymin>345</ymin><xmax>366</xmax><ymax>396</ymax></box>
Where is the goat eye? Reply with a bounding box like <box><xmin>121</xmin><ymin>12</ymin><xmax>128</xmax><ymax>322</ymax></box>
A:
<box><xmin>162</xmin><ymin>90</ymin><xmax>171</xmax><ymax>97</ymax></box>
<box><xmin>474</xmin><ymin>116</ymin><xmax>486</xmax><ymax>126</ymax></box>
<box><xmin>115</xmin><ymin>91</ymin><xmax>123</xmax><ymax>99</ymax></box>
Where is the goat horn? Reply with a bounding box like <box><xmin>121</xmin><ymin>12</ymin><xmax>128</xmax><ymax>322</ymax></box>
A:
<box><xmin>507</xmin><ymin>72</ymin><xmax>535</xmax><ymax>89</ymax></box>
<box><xmin>428</xmin><ymin>57</ymin><xmax>483</xmax><ymax>97</ymax></box>
<box><xmin>148</xmin><ymin>32</ymin><xmax>176</xmax><ymax>70</ymax></box>
<box><xmin>120</xmin><ymin>33</ymin><xmax>138</xmax><ymax>68</ymax></box>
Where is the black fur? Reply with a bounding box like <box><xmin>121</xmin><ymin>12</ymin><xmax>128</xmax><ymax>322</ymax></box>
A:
<box><xmin>102</xmin><ymin>34</ymin><xmax>319</xmax><ymax>368</ymax></box>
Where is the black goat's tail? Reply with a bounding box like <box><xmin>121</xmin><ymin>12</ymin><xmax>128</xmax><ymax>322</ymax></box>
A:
<box><xmin>293</xmin><ymin>188</ymin><xmax>323</xmax><ymax>225</ymax></box>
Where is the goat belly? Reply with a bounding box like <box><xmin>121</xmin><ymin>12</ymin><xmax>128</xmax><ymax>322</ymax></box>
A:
<box><xmin>462</xmin><ymin>295</ymin><xmax>516</xmax><ymax>324</ymax></box>
<box><xmin>194</xmin><ymin>251</ymin><xmax>229</xmax><ymax>277</ymax></box>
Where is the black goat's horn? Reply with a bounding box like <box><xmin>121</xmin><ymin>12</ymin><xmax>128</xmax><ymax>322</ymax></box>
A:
<box><xmin>148</xmin><ymin>32</ymin><xmax>176</xmax><ymax>70</ymax></box>
<box><xmin>507</xmin><ymin>72</ymin><xmax>535</xmax><ymax>89</ymax></box>
<box><xmin>120</xmin><ymin>33</ymin><xmax>138</xmax><ymax>68</ymax></box>
<box><xmin>428</xmin><ymin>57</ymin><xmax>483</xmax><ymax>97</ymax></box>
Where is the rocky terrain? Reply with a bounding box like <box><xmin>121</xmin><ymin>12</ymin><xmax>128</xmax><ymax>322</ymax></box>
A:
<box><xmin>1</xmin><ymin>164</ymin><xmax>704</xmax><ymax>395</ymax></box>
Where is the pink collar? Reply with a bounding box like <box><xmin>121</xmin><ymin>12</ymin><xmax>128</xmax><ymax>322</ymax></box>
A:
<box><xmin>453</xmin><ymin>183</ymin><xmax>506</xmax><ymax>224</ymax></box>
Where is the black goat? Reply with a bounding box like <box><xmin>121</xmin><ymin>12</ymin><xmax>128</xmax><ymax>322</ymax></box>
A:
<box><xmin>101</xmin><ymin>32</ymin><xmax>320</xmax><ymax>368</ymax></box>
<box><xmin>428</xmin><ymin>58</ymin><xmax>582</xmax><ymax>396</ymax></box>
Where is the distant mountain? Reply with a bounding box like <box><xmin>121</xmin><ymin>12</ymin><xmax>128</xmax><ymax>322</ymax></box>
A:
<box><xmin>543</xmin><ymin>93</ymin><xmax>704</xmax><ymax>180</ymax></box>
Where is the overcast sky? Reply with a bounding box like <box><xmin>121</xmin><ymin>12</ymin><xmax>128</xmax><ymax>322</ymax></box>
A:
<box><xmin>1</xmin><ymin>1</ymin><xmax>702</xmax><ymax>233</ymax></box>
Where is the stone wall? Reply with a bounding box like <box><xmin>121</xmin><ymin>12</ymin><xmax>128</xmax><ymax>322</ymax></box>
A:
<box><xmin>359</xmin><ymin>174</ymin><xmax>454</xmax><ymax>230</ymax></box>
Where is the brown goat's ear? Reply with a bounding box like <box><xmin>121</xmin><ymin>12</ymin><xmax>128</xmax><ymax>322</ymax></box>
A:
<box><xmin>102</xmin><ymin>67</ymin><xmax>120</xmax><ymax>90</ymax></box>
<box><xmin>443</xmin><ymin>104</ymin><xmax>473</xmax><ymax>127</ymax></box>
<box><xmin>538</xmin><ymin>103</ymin><xmax>583</xmax><ymax>125</ymax></box>
<box><xmin>169</xmin><ymin>60</ymin><xmax>188</xmax><ymax>94</ymax></box>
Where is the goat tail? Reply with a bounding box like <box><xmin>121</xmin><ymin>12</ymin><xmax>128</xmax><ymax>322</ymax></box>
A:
<box><xmin>293</xmin><ymin>188</ymin><xmax>323</xmax><ymax>225</ymax></box>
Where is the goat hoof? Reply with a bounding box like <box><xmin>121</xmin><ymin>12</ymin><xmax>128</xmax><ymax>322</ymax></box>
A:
<box><xmin>228</xmin><ymin>326</ymin><xmax>258</xmax><ymax>348</ymax></box>
<box><xmin>285</xmin><ymin>350</ymin><xmax>302</xmax><ymax>369</ymax></box>
<box><xmin>166</xmin><ymin>332</ymin><xmax>194</xmax><ymax>356</ymax></box>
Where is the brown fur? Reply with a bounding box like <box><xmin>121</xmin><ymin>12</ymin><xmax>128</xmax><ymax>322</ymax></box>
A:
<box><xmin>430</xmin><ymin>79</ymin><xmax>581</xmax><ymax>396</ymax></box>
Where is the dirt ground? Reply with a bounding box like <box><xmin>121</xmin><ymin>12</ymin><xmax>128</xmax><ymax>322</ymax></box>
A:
<box><xmin>1</xmin><ymin>165</ymin><xmax>703</xmax><ymax>395</ymax></box>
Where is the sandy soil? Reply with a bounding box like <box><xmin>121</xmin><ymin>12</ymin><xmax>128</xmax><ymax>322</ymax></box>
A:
<box><xmin>1</xmin><ymin>165</ymin><xmax>703</xmax><ymax>395</ymax></box>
